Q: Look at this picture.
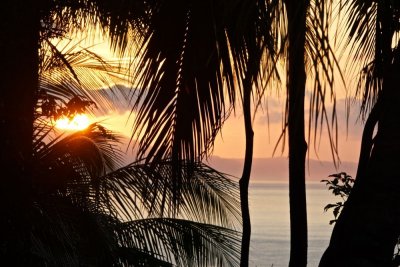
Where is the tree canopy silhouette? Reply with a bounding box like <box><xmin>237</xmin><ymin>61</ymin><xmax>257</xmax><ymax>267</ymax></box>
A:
<box><xmin>31</xmin><ymin>37</ymin><xmax>242</xmax><ymax>266</ymax></box>
<box><xmin>0</xmin><ymin>5</ymin><xmax>243</xmax><ymax>263</ymax></box>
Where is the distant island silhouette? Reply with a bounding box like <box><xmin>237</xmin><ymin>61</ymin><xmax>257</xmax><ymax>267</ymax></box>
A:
<box><xmin>208</xmin><ymin>156</ymin><xmax>357</xmax><ymax>182</ymax></box>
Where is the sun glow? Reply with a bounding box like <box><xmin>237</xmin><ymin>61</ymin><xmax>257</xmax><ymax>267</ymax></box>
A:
<box><xmin>55</xmin><ymin>114</ymin><xmax>90</xmax><ymax>131</ymax></box>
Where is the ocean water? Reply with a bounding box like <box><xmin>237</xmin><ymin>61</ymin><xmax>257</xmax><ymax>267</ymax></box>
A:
<box><xmin>249</xmin><ymin>182</ymin><xmax>338</xmax><ymax>267</ymax></box>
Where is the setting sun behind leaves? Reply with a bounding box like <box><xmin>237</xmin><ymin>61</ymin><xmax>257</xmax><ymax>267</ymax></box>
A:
<box><xmin>55</xmin><ymin>114</ymin><xmax>90</xmax><ymax>131</ymax></box>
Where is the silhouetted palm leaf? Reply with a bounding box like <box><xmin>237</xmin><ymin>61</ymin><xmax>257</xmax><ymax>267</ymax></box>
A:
<box><xmin>130</xmin><ymin>1</ymin><xmax>237</xmax><ymax>163</ymax></box>
<box><xmin>338</xmin><ymin>0</ymin><xmax>400</xmax><ymax>117</ymax></box>
<box><xmin>39</xmin><ymin>39</ymin><xmax>130</xmax><ymax>117</ymax></box>
<box><xmin>117</xmin><ymin>218</ymin><xmax>240</xmax><ymax>267</ymax></box>
<box><xmin>129</xmin><ymin>0</ymin><xmax>279</xmax><ymax>163</ymax></box>
<box><xmin>40</xmin><ymin>0</ymin><xmax>148</xmax><ymax>51</ymax></box>
<box><xmin>32</xmin><ymin>194</ymin><xmax>175</xmax><ymax>267</ymax></box>
<box><xmin>32</xmin><ymin>121</ymin><xmax>240</xmax><ymax>266</ymax></box>
<box><xmin>102</xmin><ymin>160</ymin><xmax>241</xmax><ymax>228</ymax></box>
<box><xmin>272</xmin><ymin>0</ymin><xmax>341</xmax><ymax>161</ymax></box>
<box><xmin>34</xmin><ymin>123</ymin><xmax>122</xmax><ymax>182</ymax></box>
<box><xmin>29</xmin><ymin>3</ymin><xmax>242</xmax><ymax>265</ymax></box>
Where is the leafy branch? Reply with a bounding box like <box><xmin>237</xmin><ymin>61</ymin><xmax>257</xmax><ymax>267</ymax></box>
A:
<box><xmin>321</xmin><ymin>172</ymin><xmax>354</xmax><ymax>225</ymax></box>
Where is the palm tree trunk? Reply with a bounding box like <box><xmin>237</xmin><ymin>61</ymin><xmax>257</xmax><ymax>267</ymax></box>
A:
<box><xmin>285</xmin><ymin>1</ymin><xmax>309</xmax><ymax>266</ymax></box>
<box><xmin>319</xmin><ymin>2</ymin><xmax>400</xmax><ymax>266</ymax></box>
<box><xmin>239</xmin><ymin>77</ymin><xmax>254</xmax><ymax>267</ymax></box>
<box><xmin>318</xmin><ymin>99</ymin><xmax>381</xmax><ymax>267</ymax></box>
<box><xmin>0</xmin><ymin>0</ymin><xmax>39</xmax><ymax>263</ymax></box>
<box><xmin>319</xmin><ymin>66</ymin><xmax>400</xmax><ymax>267</ymax></box>
<box><xmin>354</xmin><ymin>100</ymin><xmax>381</xmax><ymax>180</ymax></box>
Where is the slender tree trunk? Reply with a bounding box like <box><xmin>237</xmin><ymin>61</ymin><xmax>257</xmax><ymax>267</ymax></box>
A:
<box><xmin>0</xmin><ymin>0</ymin><xmax>39</xmax><ymax>263</ymax></box>
<box><xmin>239</xmin><ymin>77</ymin><xmax>254</xmax><ymax>267</ymax></box>
<box><xmin>285</xmin><ymin>1</ymin><xmax>309</xmax><ymax>266</ymax></box>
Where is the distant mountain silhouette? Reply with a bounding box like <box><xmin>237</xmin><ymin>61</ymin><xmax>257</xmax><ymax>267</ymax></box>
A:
<box><xmin>96</xmin><ymin>85</ymin><xmax>137</xmax><ymax>115</ymax></box>
<box><xmin>206</xmin><ymin>156</ymin><xmax>357</xmax><ymax>182</ymax></box>
<box><xmin>118</xmin><ymin>145</ymin><xmax>357</xmax><ymax>183</ymax></box>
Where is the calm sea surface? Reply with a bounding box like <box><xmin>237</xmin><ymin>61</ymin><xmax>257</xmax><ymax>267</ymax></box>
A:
<box><xmin>249</xmin><ymin>182</ymin><xmax>337</xmax><ymax>267</ymax></box>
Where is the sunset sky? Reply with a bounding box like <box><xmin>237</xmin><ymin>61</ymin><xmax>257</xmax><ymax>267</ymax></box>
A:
<box><xmin>95</xmin><ymin>95</ymin><xmax>363</xmax><ymax>161</ymax></box>
<box><xmin>66</xmin><ymin>34</ymin><xmax>364</xmax><ymax>179</ymax></box>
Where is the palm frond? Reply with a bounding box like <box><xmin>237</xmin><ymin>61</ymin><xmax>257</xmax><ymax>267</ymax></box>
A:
<box><xmin>306</xmin><ymin>0</ymin><xmax>340</xmax><ymax>164</ymax></box>
<box><xmin>39</xmin><ymin>39</ymin><xmax>130</xmax><ymax>116</ymax></box>
<box><xmin>33</xmin><ymin>123</ymin><xmax>240</xmax><ymax>227</ymax></box>
<box><xmin>337</xmin><ymin>0</ymin><xmax>400</xmax><ymax>117</ymax></box>
<box><xmin>117</xmin><ymin>218</ymin><xmax>240</xmax><ymax>267</ymax></box>
<box><xmin>31</xmin><ymin>3</ymin><xmax>242</xmax><ymax>266</ymax></box>
<box><xmin>32</xmin><ymin>195</ymin><xmax>121</xmax><ymax>267</ymax></box>
<box><xmin>226</xmin><ymin>0</ymin><xmax>280</xmax><ymax>95</ymax></box>
<box><xmin>32</xmin><ymin>128</ymin><xmax>240</xmax><ymax>266</ymax></box>
<box><xmin>101</xmin><ymin>160</ymin><xmax>241</xmax><ymax>228</ymax></box>
<box><xmin>343</xmin><ymin>0</ymin><xmax>377</xmax><ymax>68</ymax></box>
<box><xmin>131</xmin><ymin>0</ymin><xmax>242</xmax><ymax>163</ymax></box>
<box><xmin>32</xmin><ymin>195</ymin><xmax>168</xmax><ymax>267</ymax></box>
<box><xmin>271</xmin><ymin>0</ymin><xmax>341</xmax><ymax>162</ymax></box>
<box><xmin>33</xmin><ymin>123</ymin><xmax>124</xmax><ymax>200</ymax></box>
<box><xmin>178</xmin><ymin>162</ymin><xmax>241</xmax><ymax>229</ymax></box>
<box><xmin>40</xmin><ymin>0</ymin><xmax>148</xmax><ymax>55</ymax></box>
<box><xmin>33</xmin><ymin>198</ymin><xmax>239</xmax><ymax>267</ymax></box>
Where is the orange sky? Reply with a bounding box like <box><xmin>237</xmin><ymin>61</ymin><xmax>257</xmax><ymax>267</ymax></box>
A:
<box><xmin>90</xmin><ymin>95</ymin><xmax>362</xmax><ymax>163</ymax></box>
<box><xmin>83</xmin><ymin>32</ymin><xmax>363</xmax><ymax>166</ymax></box>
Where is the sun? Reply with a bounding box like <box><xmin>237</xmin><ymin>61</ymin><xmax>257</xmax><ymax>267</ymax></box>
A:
<box><xmin>55</xmin><ymin>114</ymin><xmax>91</xmax><ymax>131</ymax></box>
